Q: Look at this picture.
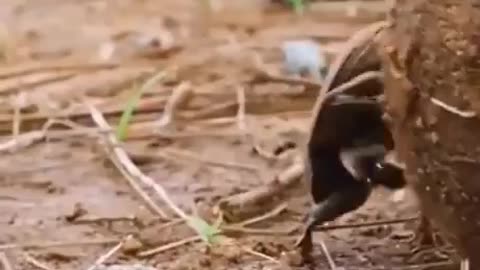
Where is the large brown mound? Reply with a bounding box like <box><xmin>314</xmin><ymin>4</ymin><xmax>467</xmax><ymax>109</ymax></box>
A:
<box><xmin>379</xmin><ymin>0</ymin><xmax>480</xmax><ymax>267</ymax></box>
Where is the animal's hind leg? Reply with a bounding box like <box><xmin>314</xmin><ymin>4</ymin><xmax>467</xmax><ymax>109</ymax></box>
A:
<box><xmin>295</xmin><ymin>182</ymin><xmax>371</xmax><ymax>262</ymax></box>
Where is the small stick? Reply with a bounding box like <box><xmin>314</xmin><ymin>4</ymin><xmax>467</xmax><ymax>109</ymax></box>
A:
<box><xmin>429</xmin><ymin>97</ymin><xmax>476</xmax><ymax>118</ymax></box>
<box><xmin>319</xmin><ymin>239</ymin><xmax>337</xmax><ymax>270</ymax></box>
<box><xmin>242</xmin><ymin>247</ymin><xmax>281</xmax><ymax>265</ymax></box>
<box><xmin>221</xmin><ymin>226</ymin><xmax>296</xmax><ymax>236</ymax></box>
<box><xmin>250</xmin><ymin>69</ymin><xmax>322</xmax><ymax>89</ymax></box>
<box><xmin>324</xmin><ymin>71</ymin><xmax>383</xmax><ymax>99</ymax></box>
<box><xmin>0</xmin><ymin>252</ymin><xmax>13</xmax><ymax>270</ymax></box>
<box><xmin>313</xmin><ymin>216</ymin><xmax>418</xmax><ymax>231</ymax></box>
<box><xmin>0</xmin><ymin>238</ymin><xmax>119</xmax><ymax>250</ymax></box>
<box><xmin>156</xmin><ymin>82</ymin><xmax>193</xmax><ymax>127</ymax></box>
<box><xmin>85</xmin><ymin>235</ymin><xmax>132</xmax><ymax>270</ymax></box>
<box><xmin>0</xmin><ymin>130</ymin><xmax>45</xmax><ymax>153</ymax></box>
<box><xmin>217</xmin><ymin>156</ymin><xmax>304</xmax><ymax>218</ymax></box>
<box><xmin>72</xmin><ymin>215</ymin><xmax>137</xmax><ymax>224</ymax></box>
<box><xmin>87</xmin><ymin>102</ymin><xmax>188</xmax><ymax>220</ymax></box>
<box><xmin>164</xmin><ymin>148</ymin><xmax>258</xmax><ymax>172</ymax></box>
<box><xmin>235</xmin><ymin>203</ymin><xmax>288</xmax><ymax>227</ymax></box>
<box><xmin>0</xmin><ymin>62</ymin><xmax>118</xmax><ymax>80</ymax></box>
<box><xmin>236</xmin><ymin>86</ymin><xmax>247</xmax><ymax>133</ymax></box>
<box><xmin>23</xmin><ymin>253</ymin><xmax>53</xmax><ymax>270</ymax></box>
<box><xmin>137</xmin><ymin>236</ymin><xmax>201</xmax><ymax>257</ymax></box>
<box><xmin>127</xmin><ymin>149</ymin><xmax>258</xmax><ymax>172</ymax></box>
<box><xmin>11</xmin><ymin>94</ymin><xmax>23</xmax><ymax>137</ymax></box>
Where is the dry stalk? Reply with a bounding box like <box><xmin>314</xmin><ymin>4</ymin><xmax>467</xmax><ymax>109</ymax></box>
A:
<box><xmin>235</xmin><ymin>202</ymin><xmax>287</xmax><ymax>227</ymax></box>
<box><xmin>324</xmin><ymin>70</ymin><xmax>383</xmax><ymax>99</ymax></box>
<box><xmin>0</xmin><ymin>252</ymin><xmax>13</xmax><ymax>270</ymax></box>
<box><xmin>0</xmin><ymin>119</ymin><xmax>94</xmax><ymax>153</ymax></box>
<box><xmin>156</xmin><ymin>82</ymin><xmax>193</xmax><ymax>127</ymax></box>
<box><xmin>429</xmin><ymin>97</ymin><xmax>476</xmax><ymax>118</ymax></box>
<box><xmin>0</xmin><ymin>61</ymin><xmax>118</xmax><ymax>80</ymax></box>
<box><xmin>85</xmin><ymin>235</ymin><xmax>133</xmax><ymax>270</ymax></box>
<box><xmin>138</xmin><ymin>236</ymin><xmax>202</xmax><ymax>257</ymax></box>
<box><xmin>87</xmin><ymin>102</ymin><xmax>170</xmax><ymax>219</ymax></box>
<box><xmin>319</xmin><ymin>239</ymin><xmax>337</xmax><ymax>270</ymax></box>
<box><xmin>86</xmin><ymin>102</ymin><xmax>193</xmax><ymax>220</ymax></box>
<box><xmin>250</xmin><ymin>68</ymin><xmax>322</xmax><ymax>89</ymax></box>
<box><xmin>221</xmin><ymin>225</ymin><xmax>296</xmax><ymax>236</ymax></box>
<box><xmin>242</xmin><ymin>247</ymin><xmax>281</xmax><ymax>265</ymax></box>
<box><xmin>313</xmin><ymin>216</ymin><xmax>418</xmax><ymax>231</ymax></box>
<box><xmin>236</xmin><ymin>86</ymin><xmax>247</xmax><ymax>133</ymax></box>
<box><xmin>128</xmin><ymin>147</ymin><xmax>257</xmax><ymax>172</ymax></box>
<box><xmin>217</xmin><ymin>155</ymin><xmax>304</xmax><ymax>220</ymax></box>
<box><xmin>23</xmin><ymin>253</ymin><xmax>54</xmax><ymax>270</ymax></box>
<box><xmin>0</xmin><ymin>130</ymin><xmax>45</xmax><ymax>153</ymax></box>
<box><xmin>164</xmin><ymin>148</ymin><xmax>258</xmax><ymax>172</ymax></box>
<box><xmin>0</xmin><ymin>238</ymin><xmax>119</xmax><ymax>250</ymax></box>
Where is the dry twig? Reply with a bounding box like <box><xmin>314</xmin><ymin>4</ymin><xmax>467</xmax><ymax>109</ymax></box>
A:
<box><xmin>314</xmin><ymin>216</ymin><xmax>418</xmax><ymax>231</ymax></box>
<box><xmin>85</xmin><ymin>235</ymin><xmax>133</xmax><ymax>270</ymax></box>
<box><xmin>324</xmin><ymin>70</ymin><xmax>383</xmax><ymax>98</ymax></box>
<box><xmin>429</xmin><ymin>97</ymin><xmax>476</xmax><ymax>118</ymax></box>
<box><xmin>0</xmin><ymin>61</ymin><xmax>118</xmax><ymax>80</ymax></box>
<box><xmin>235</xmin><ymin>202</ymin><xmax>288</xmax><ymax>227</ymax></box>
<box><xmin>0</xmin><ymin>238</ymin><xmax>119</xmax><ymax>250</ymax></box>
<box><xmin>250</xmin><ymin>68</ymin><xmax>322</xmax><ymax>89</ymax></box>
<box><xmin>236</xmin><ymin>86</ymin><xmax>247</xmax><ymax>133</ymax></box>
<box><xmin>127</xmin><ymin>147</ymin><xmax>258</xmax><ymax>172</ymax></box>
<box><xmin>319</xmin><ymin>240</ymin><xmax>337</xmax><ymax>270</ymax></box>
<box><xmin>86</xmin><ymin>102</ymin><xmax>170</xmax><ymax>219</ymax></box>
<box><xmin>242</xmin><ymin>247</ymin><xmax>281</xmax><ymax>265</ymax></box>
<box><xmin>138</xmin><ymin>236</ymin><xmax>201</xmax><ymax>257</ymax></box>
<box><xmin>0</xmin><ymin>252</ymin><xmax>13</xmax><ymax>270</ymax></box>
<box><xmin>156</xmin><ymin>82</ymin><xmax>193</xmax><ymax>127</ymax></box>
<box><xmin>23</xmin><ymin>253</ymin><xmax>54</xmax><ymax>270</ymax></box>
<box><xmin>217</xmin><ymin>155</ymin><xmax>304</xmax><ymax>220</ymax></box>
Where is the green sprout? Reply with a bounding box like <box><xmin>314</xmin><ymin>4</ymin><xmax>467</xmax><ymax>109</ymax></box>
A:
<box><xmin>116</xmin><ymin>71</ymin><xmax>166</xmax><ymax>141</ymax></box>
<box><xmin>287</xmin><ymin>0</ymin><xmax>305</xmax><ymax>14</ymax></box>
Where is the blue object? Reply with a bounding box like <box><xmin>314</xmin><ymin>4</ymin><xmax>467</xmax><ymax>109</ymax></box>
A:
<box><xmin>281</xmin><ymin>40</ymin><xmax>328</xmax><ymax>80</ymax></box>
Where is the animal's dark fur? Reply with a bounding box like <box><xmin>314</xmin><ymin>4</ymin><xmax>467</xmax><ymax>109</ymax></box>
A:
<box><xmin>304</xmin><ymin>94</ymin><xmax>406</xmax><ymax>230</ymax></box>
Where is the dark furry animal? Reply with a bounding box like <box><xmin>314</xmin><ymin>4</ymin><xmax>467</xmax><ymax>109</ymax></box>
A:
<box><xmin>303</xmin><ymin>94</ymin><xmax>406</xmax><ymax>232</ymax></box>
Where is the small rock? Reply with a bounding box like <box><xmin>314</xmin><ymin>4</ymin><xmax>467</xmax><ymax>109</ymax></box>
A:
<box><xmin>122</xmin><ymin>236</ymin><xmax>144</xmax><ymax>254</ymax></box>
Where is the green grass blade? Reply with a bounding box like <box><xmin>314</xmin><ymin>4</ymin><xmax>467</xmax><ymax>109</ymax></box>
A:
<box><xmin>116</xmin><ymin>71</ymin><xmax>166</xmax><ymax>141</ymax></box>
<box><xmin>288</xmin><ymin>0</ymin><xmax>304</xmax><ymax>14</ymax></box>
<box><xmin>187</xmin><ymin>216</ymin><xmax>222</xmax><ymax>244</ymax></box>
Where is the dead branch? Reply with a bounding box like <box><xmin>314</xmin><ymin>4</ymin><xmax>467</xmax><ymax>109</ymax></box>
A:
<box><xmin>156</xmin><ymin>82</ymin><xmax>193</xmax><ymax>127</ymax></box>
<box><xmin>0</xmin><ymin>252</ymin><xmax>13</xmax><ymax>270</ymax></box>
<box><xmin>217</xmin><ymin>155</ymin><xmax>304</xmax><ymax>221</ymax></box>
<box><xmin>0</xmin><ymin>130</ymin><xmax>45</xmax><ymax>153</ymax></box>
<box><xmin>0</xmin><ymin>238</ymin><xmax>119</xmax><ymax>250</ymax></box>
<box><xmin>87</xmin><ymin>102</ymin><xmax>209</xmax><ymax>222</ymax></box>
<box><xmin>23</xmin><ymin>253</ymin><xmax>54</xmax><ymax>270</ymax></box>
<box><xmin>0</xmin><ymin>72</ymin><xmax>75</xmax><ymax>95</ymax></box>
<box><xmin>137</xmin><ymin>236</ymin><xmax>201</xmax><ymax>258</ymax></box>
<box><xmin>429</xmin><ymin>97</ymin><xmax>476</xmax><ymax>118</ymax></box>
<box><xmin>86</xmin><ymin>102</ymin><xmax>171</xmax><ymax>220</ymax></box>
<box><xmin>0</xmin><ymin>61</ymin><xmax>119</xmax><ymax>80</ymax></box>
<box><xmin>235</xmin><ymin>202</ymin><xmax>287</xmax><ymax>227</ymax></box>
<box><xmin>85</xmin><ymin>235</ymin><xmax>132</xmax><ymax>270</ymax></box>
<box><xmin>127</xmin><ymin>147</ymin><xmax>258</xmax><ymax>172</ymax></box>
<box><xmin>319</xmin><ymin>239</ymin><xmax>337</xmax><ymax>270</ymax></box>
<box><xmin>314</xmin><ymin>216</ymin><xmax>418</xmax><ymax>231</ymax></box>
<box><xmin>249</xmin><ymin>68</ymin><xmax>322</xmax><ymax>89</ymax></box>
<box><xmin>236</xmin><ymin>86</ymin><xmax>247</xmax><ymax>133</ymax></box>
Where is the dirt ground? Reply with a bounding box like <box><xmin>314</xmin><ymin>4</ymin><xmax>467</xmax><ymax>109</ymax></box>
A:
<box><xmin>0</xmin><ymin>1</ymin><xmax>452</xmax><ymax>269</ymax></box>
